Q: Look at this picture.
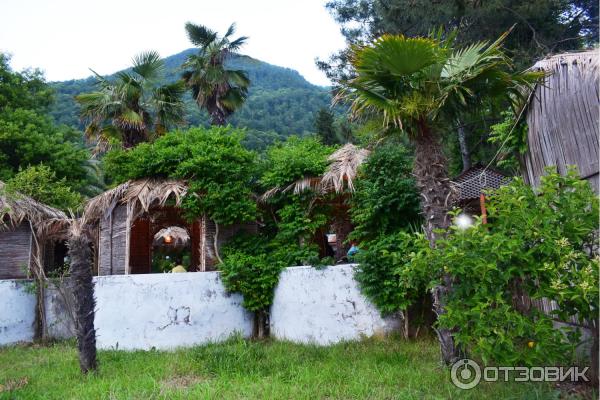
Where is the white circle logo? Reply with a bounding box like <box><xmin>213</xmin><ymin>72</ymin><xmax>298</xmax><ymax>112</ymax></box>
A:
<box><xmin>450</xmin><ymin>359</ymin><xmax>481</xmax><ymax>389</ymax></box>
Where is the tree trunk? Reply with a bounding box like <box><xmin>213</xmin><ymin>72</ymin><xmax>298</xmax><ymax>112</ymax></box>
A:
<box><xmin>68</xmin><ymin>230</ymin><xmax>97</xmax><ymax>374</ymax></box>
<box><xmin>457</xmin><ymin>121</ymin><xmax>471</xmax><ymax>172</ymax></box>
<box><xmin>413</xmin><ymin>123</ymin><xmax>461</xmax><ymax>365</ymax></box>
<box><xmin>208</xmin><ymin>104</ymin><xmax>227</xmax><ymax>126</ymax></box>
<box><xmin>253</xmin><ymin>309</ymin><xmax>269</xmax><ymax>339</ymax></box>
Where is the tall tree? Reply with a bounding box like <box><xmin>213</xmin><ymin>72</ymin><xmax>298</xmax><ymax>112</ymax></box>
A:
<box><xmin>320</xmin><ymin>0</ymin><xmax>598</xmax><ymax>84</ymax></box>
<box><xmin>182</xmin><ymin>22</ymin><xmax>250</xmax><ymax>126</ymax></box>
<box><xmin>338</xmin><ymin>32</ymin><xmax>540</xmax><ymax>363</ymax></box>
<box><xmin>314</xmin><ymin>108</ymin><xmax>338</xmax><ymax>145</ymax></box>
<box><xmin>0</xmin><ymin>53</ymin><xmax>96</xmax><ymax>197</ymax></box>
<box><xmin>68</xmin><ymin>220</ymin><xmax>97</xmax><ymax>374</ymax></box>
<box><xmin>76</xmin><ymin>51</ymin><xmax>186</xmax><ymax>150</ymax></box>
<box><xmin>0</xmin><ymin>53</ymin><xmax>53</xmax><ymax>112</ymax></box>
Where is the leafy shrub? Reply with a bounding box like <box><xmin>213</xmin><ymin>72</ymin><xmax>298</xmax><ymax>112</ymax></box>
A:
<box><xmin>5</xmin><ymin>164</ymin><xmax>82</xmax><ymax>210</ymax></box>
<box><xmin>104</xmin><ymin>126</ymin><xmax>257</xmax><ymax>224</ymax></box>
<box><xmin>350</xmin><ymin>143</ymin><xmax>421</xmax><ymax>241</ymax></box>
<box><xmin>418</xmin><ymin>167</ymin><xmax>599</xmax><ymax>365</ymax></box>
<box><xmin>259</xmin><ymin>136</ymin><xmax>333</xmax><ymax>189</ymax></box>
<box><xmin>220</xmin><ymin>252</ymin><xmax>284</xmax><ymax>312</ymax></box>
<box><xmin>355</xmin><ymin>231</ymin><xmax>431</xmax><ymax>316</ymax></box>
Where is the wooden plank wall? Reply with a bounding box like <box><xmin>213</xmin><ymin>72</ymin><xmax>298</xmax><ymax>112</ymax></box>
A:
<box><xmin>524</xmin><ymin>52</ymin><xmax>599</xmax><ymax>193</ymax></box>
<box><xmin>0</xmin><ymin>223</ymin><xmax>32</xmax><ymax>279</ymax></box>
<box><xmin>129</xmin><ymin>218</ymin><xmax>151</xmax><ymax>274</ymax></box>
<box><xmin>98</xmin><ymin>205</ymin><xmax>129</xmax><ymax>275</ymax></box>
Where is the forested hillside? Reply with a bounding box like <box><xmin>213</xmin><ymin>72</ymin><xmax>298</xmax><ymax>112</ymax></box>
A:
<box><xmin>50</xmin><ymin>50</ymin><xmax>333</xmax><ymax>148</ymax></box>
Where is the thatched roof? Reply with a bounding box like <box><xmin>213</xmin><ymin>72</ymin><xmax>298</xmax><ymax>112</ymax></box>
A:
<box><xmin>529</xmin><ymin>50</ymin><xmax>598</xmax><ymax>76</ymax></box>
<box><xmin>153</xmin><ymin>226</ymin><xmax>190</xmax><ymax>247</ymax></box>
<box><xmin>84</xmin><ymin>179</ymin><xmax>188</xmax><ymax>223</ymax></box>
<box><xmin>523</xmin><ymin>50</ymin><xmax>599</xmax><ymax>192</ymax></box>
<box><xmin>262</xmin><ymin>144</ymin><xmax>371</xmax><ymax>201</ymax></box>
<box><xmin>0</xmin><ymin>181</ymin><xmax>67</xmax><ymax>230</ymax></box>
<box><xmin>322</xmin><ymin>144</ymin><xmax>370</xmax><ymax>193</ymax></box>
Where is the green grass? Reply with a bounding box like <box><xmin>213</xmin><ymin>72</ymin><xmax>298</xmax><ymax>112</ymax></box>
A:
<box><xmin>0</xmin><ymin>336</ymin><xmax>583</xmax><ymax>399</ymax></box>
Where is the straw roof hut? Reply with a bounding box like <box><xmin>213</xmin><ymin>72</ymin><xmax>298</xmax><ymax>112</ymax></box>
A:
<box><xmin>0</xmin><ymin>181</ymin><xmax>69</xmax><ymax>279</ymax></box>
<box><xmin>261</xmin><ymin>143</ymin><xmax>371</xmax><ymax>260</ymax></box>
<box><xmin>263</xmin><ymin>143</ymin><xmax>371</xmax><ymax>199</ymax></box>
<box><xmin>522</xmin><ymin>50</ymin><xmax>599</xmax><ymax>193</ymax></box>
<box><xmin>83</xmin><ymin>178</ymin><xmax>255</xmax><ymax>275</ymax></box>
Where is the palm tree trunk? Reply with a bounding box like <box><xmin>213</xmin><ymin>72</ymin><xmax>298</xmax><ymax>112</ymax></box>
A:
<box><xmin>457</xmin><ymin>121</ymin><xmax>471</xmax><ymax>172</ymax></box>
<box><xmin>68</xmin><ymin>229</ymin><xmax>97</xmax><ymax>374</ymax></box>
<box><xmin>413</xmin><ymin>122</ymin><xmax>460</xmax><ymax>365</ymax></box>
<box><xmin>206</xmin><ymin>100</ymin><xmax>227</xmax><ymax>126</ymax></box>
<box><xmin>210</xmin><ymin>110</ymin><xmax>226</xmax><ymax>126</ymax></box>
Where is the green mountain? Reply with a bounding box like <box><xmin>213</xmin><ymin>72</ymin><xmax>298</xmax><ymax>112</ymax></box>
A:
<box><xmin>49</xmin><ymin>49</ymin><xmax>333</xmax><ymax>150</ymax></box>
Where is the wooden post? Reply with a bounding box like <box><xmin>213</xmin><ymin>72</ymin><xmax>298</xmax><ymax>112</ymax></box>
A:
<box><xmin>480</xmin><ymin>194</ymin><xmax>487</xmax><ymax>224</ymax></box>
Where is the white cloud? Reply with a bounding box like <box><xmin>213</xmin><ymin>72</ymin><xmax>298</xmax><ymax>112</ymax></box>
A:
<box><xmin>0</xmin><ymin>0</ymin><xmax>346</xmax><ymax>86</ymax></box>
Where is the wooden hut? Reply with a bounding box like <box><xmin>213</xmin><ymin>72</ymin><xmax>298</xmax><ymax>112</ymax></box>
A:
<box><xmin>0</xmin><ymin>181</ymin><xmax>68</xmax><ymax>279</ymax></box>
<box><xmin>83</xmin><ymin>179</ymin><xmax>255</xmax><ymax>275</ymax></box>
<box><xmin>522</xmin><ymin>50</ymin><xmax>599</xmax><ymax>193</ymax></box>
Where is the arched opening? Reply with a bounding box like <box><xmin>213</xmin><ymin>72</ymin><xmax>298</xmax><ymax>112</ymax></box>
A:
<box><xmin>128</xmin><ymin>206</ymin><xmax>201</xmax><ymax>274</ymax></box>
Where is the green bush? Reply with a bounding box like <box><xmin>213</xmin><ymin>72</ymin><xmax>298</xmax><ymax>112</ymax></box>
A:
<box><xmin>355</xmin><ymin>231</ymin><xmax>431</xmax><ymax>316</ymax></box>
<box><xmin>418</xmin><ymin>167</ymin><xmax>599</xmax><ymax>365</ymax></box>
<box><xmin>350</xmin><ymin>143</ymin><xmax>421</xmax><ymax>241</ymax></box>
<box><xmin>103</xmin><ymin>126</ymin><xmax>257</xmax><ymax>224</ymax></box>
<box><xmin>219</xmin><ymin>252</ymin><xmax>284</xmax><ymax>312</ymax></box>
<box><xmin>5</xmin><ymin>164</ymin><xmax>82</xmax><ymax>211</ymax></box>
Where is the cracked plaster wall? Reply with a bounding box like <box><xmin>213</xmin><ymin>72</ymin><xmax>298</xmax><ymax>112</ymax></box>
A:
<box><xmin>270</xmin><ymin>264</ymin><xmax>400</xmax><ymax>345</ymax></box>
<box><xmin>1</xmin><ymin>265</ymin><xmax>398</xmax><ymax>349</ymax></box>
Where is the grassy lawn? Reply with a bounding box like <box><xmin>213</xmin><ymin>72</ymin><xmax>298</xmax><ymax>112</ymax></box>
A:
<box><xmin>0</xmin><ymin>336</ymin><xmax>588</xmax><ymax>399</ymax></box>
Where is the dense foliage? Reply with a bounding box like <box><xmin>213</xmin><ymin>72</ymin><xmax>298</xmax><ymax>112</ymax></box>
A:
<box><xmin>0</xmin><ymin>54</ymin><xmax>94</xmax><ymax>205</ymax></box>
<box><xmin>219</xmin><ymin>252</ymin><xmax>283</xmax><ymax>313</ymax></box>
<box><xmin>50</xmin><ymin>52</ymin><xmax>332</xmax><ymax>146</ymax></box>
<box><xmin>320</xmin><ymin>0</ymin><xmax>597</xmax><ymax>174</ymax></box>
<box><xmin>219</xmin><ymin>137</ymin><xmax>335</xmax><ymax>317</ymax></box>
<box><xmin>418</xmin><ymin>169</ymin><xmax>598</xmax><ymax>365</ymax></box>
<box><xmin>5</xmin><ymin>165</ymin><xmax>82</xmax><ymax>211</ymax></box>
<box><xmin>320</xmin><ymin>0</ymin><xmax>598</xmax><ymax>82</ymax></box>
<box><xmin>104</xmin><ymin>126</ymin><xmax>256</xmax><ymax>225</ymax></box>
<box><xmin>355</xmin><ymin>231</ymin><xmax>429</xmax><ymax>316</ymax></box>
<box><xmin>350</xmin><ymin>143</ymin><xmax>420</xmax><ymax>241</ymax></box>
<box><xmin>0</xmin><ymin>54</ymin><xmax>53</xmax><ymax>111</ymax></box>
<box><xmin>259</xmin><ymin>136</ymin><xmax>333</xmax><ymax>188</ymax></box>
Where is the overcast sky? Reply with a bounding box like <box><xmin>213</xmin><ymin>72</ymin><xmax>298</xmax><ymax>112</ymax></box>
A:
<box><xmin>0</xmin><ymin>0</ymin><xmax>346</xmax><ymax>86</ymax></box>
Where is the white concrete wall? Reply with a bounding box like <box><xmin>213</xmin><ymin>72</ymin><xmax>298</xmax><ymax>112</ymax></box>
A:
<box><xmin>270</xmin><ymin>264</ymin><xmax>399</xmax><ymax>345</ymax></box>
<box><xmin>0</xmin><ymin>280</ymin><xmax>36</xmax><ymax>346</ymax></box>
<box><xmin>1</xmin><ymin>265</ymin><xmax>398</xmax><ymax>349</ymax></box>
<box><xmin>45</xmin><ymin>280</ymin><xmax>76</xmax><ymax>340</ymax></box>
<box><xmin>94</xmin><ymin>272</ymin><xmax>253</xmax><ymax>350</ymax></box>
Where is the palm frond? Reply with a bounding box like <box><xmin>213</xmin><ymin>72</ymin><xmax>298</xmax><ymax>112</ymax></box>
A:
<box><xmin>185</xmin><ymin>22</ymin><xmax>217</xmax><ymax>47</ymax></box>
<box><xmin>223</xmin><ymin>23</ymin><xmax>236</xmax><ymax>39</ymax></box>
<box><xmin>132</xmin><ymin>50</ymin><xmax>164</xmax><ymax>80</ymax></box>
<box><xmin>228</xmin><ymin>36</ymin><xmax>248</xmax><ymax>52</ymax></box>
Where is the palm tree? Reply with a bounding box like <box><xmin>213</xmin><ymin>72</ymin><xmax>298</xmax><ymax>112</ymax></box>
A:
<box><xmin>338</xmin><ymin>31</ymin><xmax>540</xmax><ymax>364</ymax></box>
<box><xmin>77</xmin><ymin>51</ymin><xmax>186</xmax><ymax>150</ymax></box>
<box><xmin>181</xmin><ymin>22</ymin><xmax>250</xmax><ymax>126</ymax></box>
<box><xmin>68</xmin><ymin>219</ymin><xmax>97</xmax><ymax>374</ymax></box>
